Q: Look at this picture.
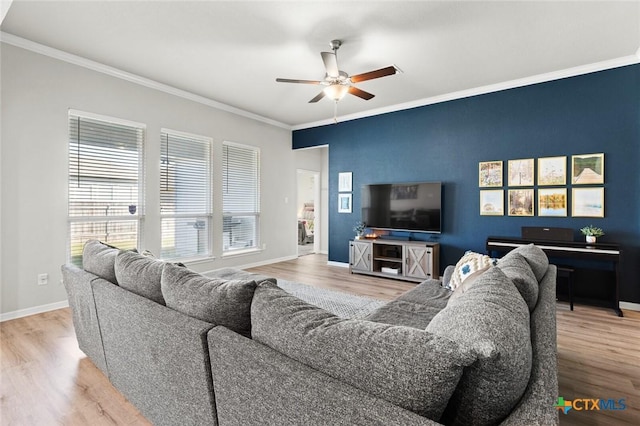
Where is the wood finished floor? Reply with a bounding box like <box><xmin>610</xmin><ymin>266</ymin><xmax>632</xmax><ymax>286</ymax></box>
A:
<box><xmin>1</xmin><ymin>254</ymin><xmax>638</xmax><ymax>425</ymax></box>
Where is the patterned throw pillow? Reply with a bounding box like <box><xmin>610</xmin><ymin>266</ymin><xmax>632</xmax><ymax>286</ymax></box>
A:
<box><xmin>448</xmin><ymin>251</ymin><xmax>496</xmax><ymax>290</ymax></box>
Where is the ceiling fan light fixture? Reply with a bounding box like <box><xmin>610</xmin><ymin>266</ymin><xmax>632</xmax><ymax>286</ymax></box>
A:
<box><xmin>323</xmin><ymin>84</ymin><xmax>349</xmax><ymax>101</ymax></box>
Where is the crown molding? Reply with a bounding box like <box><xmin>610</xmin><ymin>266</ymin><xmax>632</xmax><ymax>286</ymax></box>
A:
<box><xmin>293</xmin><ymin>54</ymin><xmax>640</xmax><ymax>131</ymax></box>
<box><xmin>0</xmin><ymin>32</ymin><xmax>292</xmax><ymax>130</ymax></box>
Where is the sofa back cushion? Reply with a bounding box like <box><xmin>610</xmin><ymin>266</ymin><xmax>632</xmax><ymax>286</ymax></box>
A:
<box><xmin>496</xmin><ymin>251</ymin><xmax>539</xmax><ymax>311</ymax></box>
<box><xmin>251</xmin><ymin>282</ymin><xmax>478</xmax><ymax>421</ymax></box>
<box><xmin>161</xmin><ymin>263</ymin><xmax>257</xmax><ymax>337</ymax></box>
<box><xmin>426</xmin><ymin>266</ymin><xmax>532</xmax><ymax>425</ymax></box>
<box><xmin>82</xmin><ymin>240</ymin><xmax>119</xmax><ymax>284</ymax></box>
<box><xmin>506</xmin><ymin>243</ymin><xmax>549</xmax><ymax>281</ymax></box>
<box><xmin>115</xmin><ymin>251</ymin><xmax>166</xmax><ymax>305</ymax></box>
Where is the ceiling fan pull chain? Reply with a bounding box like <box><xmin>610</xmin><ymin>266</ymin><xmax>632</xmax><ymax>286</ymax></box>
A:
<box><xmin>333</xmin><ymin>101</ymin><xmax>338</xmax><ymax>123</ymax></box>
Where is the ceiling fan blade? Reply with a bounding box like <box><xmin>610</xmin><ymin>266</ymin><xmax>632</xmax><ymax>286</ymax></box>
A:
<box><xmin>276</xmin><ymin>78</ymin><xmax>322</xmax><ymax>84</ymax></box>
<box><xmin>321</xmin><ymin>52</ymin><xmax>339</xmax><ymax>78</ymax></box>
<box><xmin>308</xmin><ymin>91</ymin><xmax>326</xmax><ymax>103</ymax></box>
<box><xmin>348</xmin><ymin>86</ymin><xmax>375</xmax><ymax>100</ymax></box>
<box><xmin>349</xmin><ymin>66</ymin><xmax>399</xmax><ymax>83</ymax></box>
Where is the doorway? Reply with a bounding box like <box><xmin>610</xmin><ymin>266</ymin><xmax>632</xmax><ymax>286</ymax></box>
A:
<box><xmin>296</xmin><ymin>169</ymin><xmax>320</xmax><ymax>256</ymax></box>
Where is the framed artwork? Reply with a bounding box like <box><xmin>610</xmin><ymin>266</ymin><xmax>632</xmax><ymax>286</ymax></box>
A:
<box><xmin>480</xmin><ymin>190</ymin><xmax>504</xmax><ymax>216</ymax></box>
<box><xmin>508</xmin><ymin>158</ymin><xmax>535</xmax><ymax>186</ymax></box>
<box><xmin>508</xmin><ymin>189</ymin><xmax>534</xmax><ymax>216</ymax></box>
<box><xmin>538</xmin><ymin>188</ymin><xmax>567</xmax><ymax>217</ymax></box>
<box><xmin>338</xmin><ymin>172</ymin><xmax>353</xmax><ymax>192</ymax></box>
<box><xmin>572</xmin><ymin>187</ymin><xmax>604</xmax><ymax>217</ymax></box>
<box><xmin>538</xmin><ymin>156</ymin><xmax>567</xmax><ymax>186</ymax></box>
<box><xmin>572</xmin><ymin>153</ymin><xmax>604</xmax><ymax>184</ymax></box>
<box><xmin>338</xmin><ymin>193</ymin><xmax>352</xmax><ymax>213</ymax></box>
<box><xmin>479</xmin><ymin>161</ymin><xmax>503</xmax><ymax>187</ymax></box>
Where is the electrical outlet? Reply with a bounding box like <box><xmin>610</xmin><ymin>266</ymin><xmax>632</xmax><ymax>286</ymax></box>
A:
<box><xmin>37</xmin><ymin>273</ymin><xmax>49</xmax><ymax>286</ymax></box>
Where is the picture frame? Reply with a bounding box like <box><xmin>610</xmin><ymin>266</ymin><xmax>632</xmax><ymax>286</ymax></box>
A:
<box><xmin>508</xmin><ymin>158</ymin><xmax>535</xmax><ymax>186</ymax></box>
<box><xmin>537</xmin><ymin>156</ymin><xmax>566</xmax><ymax>186</ymax></box>
<box><xmin>338</xmin><ymin>172</ymin><xmax>353</xmax><ymax>192</ymax></box>
<box><xmin>338</xmin><ymin>193</ymin><xmax>352</xmax><ymax>213</ymax></box>
<box><xmin>572</xmin><ymin>187</ymin><xmax>604</xmax><ymax>217</ymax></box>
<box><xmin>538</xmin><ymin>188</ymin><xmax>567</xmax><ymax>217</ymax></box>
<box><xmin>508</xmin><ymin>189</ymin><xmax>534</xmax><ymax>216</ymax></box>
<box><xmin>572</xmin><ymin>153</ymin><xmax>604</xmax><ymax>184</ymax></box>
<box><xmin>480</xmin><ymin>190</ymin><xmax>504</xmax><ymax>216</ymax></box>
<box><xmin>479</xmin><ymin>160</ymin><xmax>503</xmax><ymax>187</ymax></box>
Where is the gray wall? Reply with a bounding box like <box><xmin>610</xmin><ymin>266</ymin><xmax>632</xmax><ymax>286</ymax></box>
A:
<box><xmin>1</xmin><ymin>43</ymin><xmax>299</xmax><ymax>316</ymax></box>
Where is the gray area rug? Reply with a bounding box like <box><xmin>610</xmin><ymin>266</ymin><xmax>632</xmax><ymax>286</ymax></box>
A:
<box><xmin>277</xmin><ymin>280</ymin><xmax>387</xmax><ymax>319</ymax></box>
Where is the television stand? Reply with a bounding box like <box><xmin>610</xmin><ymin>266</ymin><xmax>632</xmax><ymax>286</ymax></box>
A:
<box><xmin>349</xmin><ymin>239</ymin><xmax>440</xmax><ymax>283</ymax></box>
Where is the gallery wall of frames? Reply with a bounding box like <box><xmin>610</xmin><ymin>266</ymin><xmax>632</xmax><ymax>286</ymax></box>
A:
<box><xmin>479</xmin><ymin>153</ymin><xmax>604</xmax><ymax>218</ymax></box>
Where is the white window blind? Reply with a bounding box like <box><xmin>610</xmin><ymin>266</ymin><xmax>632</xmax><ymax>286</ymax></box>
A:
<box><xmin>223</xmin><ymin>142</ymin><xmax>260</xmax><ymax>253</ymax></box>
<box><xmin>68</xmin><ymin>112</ymin><xmax>144</xmax><ymax>266</ymax></box>
<box><xmin>161</xmin><ymin>130</ymin><xmax>212</xmax><ymax>260</ymax></box>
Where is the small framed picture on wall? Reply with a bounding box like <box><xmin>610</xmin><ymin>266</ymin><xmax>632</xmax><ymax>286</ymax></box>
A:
<box><xmin>572</xmin><ymin>153</ymin><xmax>604</xmax><ymax>184</ymax></box>
<box><xmin>572</xmin><ymin>187</ymin><xmax>604</xmax><ymax>217</ymax></box>
<box><xmin>480</xmin><ymin>190</ymin><xmax>504</xmax><ymax>216</ymax></box>
<box><xmin>537</xmin><ymin>156</ymin><xmax>567</xmax><ymax>186</ymax></box>
<box><xmin>338</xmin><ymin>193</ymin><xmax>352</xmax><ymax>213</ymax></box>
<box><xmin>538</xmin><ymin>188</ymin><xmax>567</xmax><ymax>217</ymax></box>
<box><xmin>338</xmin><ymin>172</ymin><xmax>353</xmax><ymax>192</ymax></box>
<box><xmin>508</xmin><ymin>189</ymin><xmax>534</xmax><ymax>216</ymax></box>
<box><xmin>508</xmin><ymin>158</ymin><xmax>535</xmax><ymax>186</ymax></box>
<box><xmin>479</xmin><ymin>161</ymin><xmax>503</xmax><ymax>187</ymax></box>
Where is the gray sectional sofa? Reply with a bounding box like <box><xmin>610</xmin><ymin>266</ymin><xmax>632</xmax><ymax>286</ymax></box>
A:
<box><xmin>62</xmin><ymin>240</ymin><xmax>558</xmax><ymax>426</ymax></box>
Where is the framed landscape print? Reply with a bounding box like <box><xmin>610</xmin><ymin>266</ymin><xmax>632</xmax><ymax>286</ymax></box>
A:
<box><xmin>480</xmin><ymin>190</ymin><xmax>504</xmax><ymax>215</ymax></box>
<box><xmin>572</xmin><ymin>153</ymin><xmax>604</xmax><ymax>184</ymax></box>
<box><xmin>572</xmin><ymin>187</ymin><xmax>604</xmax><ymax>217</ymax></box>
<box><xmin>508</xmin><ymin>158</ymin><xmax>534</xmax><ymax>186</ymax></box>
<box><xmin>508</xmin><ymin>189</ymin><xmax>534</xmax><ymax>216</ymax></box>
<box><xmin>338</xmin><ymin>172</ymin><xmax>353</xmax><ymax>192</ymax></box>
<box><xmin>479</xmin><ymin>161</ymin><xmax>503</xmax><ymax>187</ymax></box>
<box><xmin>538</xmin><ymin>188</ymin><xmax>567</xmax><ymax>217</ymax></box>
<box><xmin>538</xmin><ymin>156</ymin><xmax>566</xmax><ymax>186</ymax></box>
<box><xmin>338</xmin><ymin>193</ymin><xmax>352</xmax><ymax>213</ymax></box>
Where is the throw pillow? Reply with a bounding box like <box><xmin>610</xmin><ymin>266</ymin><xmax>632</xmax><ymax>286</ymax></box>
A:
<box><xmin>447</xmin><ymin>265</ymin><xmax>490</xmax><ymax>305</ymax></box>
<box><xmin>496</xmin><ymin>252</ymin><xmax>539</xmax><ymax>311</ymax></box>
<box><xmin>82</xmin><ymin>240</ymin><xmax>119</xmax><ymax>284</ymax></box>
<box><xmin>251</xmin><ymin>282</ymin><xmax>478</xmax><ymax>421</ymax></box>
<box><xmin>448</xmin><ymin>251</ymin><xmax>496</xmax><ymax>290</ymax></box>
<box><xmin>427</xmin><ymin>267</ymin><xmax>532</xmax><ymax>426</ymax></box>
<box><xmin>161</xmin><ymin>263</ymin><xmax>257</xmax><ymax>337</ymax></box>
<box><xmin>115</xmin><ymin>250</ymin><xmax>166</xmax><ymax>305</ymax></box>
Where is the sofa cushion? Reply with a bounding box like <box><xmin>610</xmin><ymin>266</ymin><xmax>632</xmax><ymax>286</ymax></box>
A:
<box><xmin>82</xmin><ymin>240</ymin><xmax>119</xmax><ymax>284</ymax></box>
<box><xmin>251</xmin><ymin>282</ymin><xmax>478</xmax><ymax>421</ymax></box>
<box><xmin>363</xmin><ymin>279</ymin><xmax>451</xmax><ymax>329</ymax></box>
<box><xmin>115</xmin><ymin>250</ymin><xmax>166</xmax><ymax>305</ymax></box>
<box><xmin>505</xmin><ymin>243</ymin><xmax>549</xmax><ymax>281</ymax></box>
<box><xmin>448</xmin><ymin>251</ymin><xmax>496</xmax><ymax>290</ymax></box>
<box><xmin>497</xmin><ymin>251</ymin><xmax>539</xmax><ymax>311</ymax></box>
<box><xmin>426</xmin><ymin>266</ymin><xmax>532</xmax><ymax>426</ymax></box>
<box><xmin>161</xmin><ymin>263</ymin><xmax>257</xmax><ymax>337</ymax></box>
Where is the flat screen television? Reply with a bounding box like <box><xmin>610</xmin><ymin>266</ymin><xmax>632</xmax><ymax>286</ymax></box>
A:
<box><xmin>361</xmin><ymin>182</ymin><xmax>442</xmax><ymax>233</ymax></box>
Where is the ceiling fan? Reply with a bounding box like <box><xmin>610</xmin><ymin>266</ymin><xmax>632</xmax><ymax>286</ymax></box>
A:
<box><xmin>276</xmin><ymin>39</ymin><xmax>401</xmax><ymax>104</ymax></box>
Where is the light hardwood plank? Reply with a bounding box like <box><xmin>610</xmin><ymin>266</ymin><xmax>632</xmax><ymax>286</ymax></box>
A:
<box><xmin>1</xmin><ymin>254</ymin><xmax>638</xmax><ymax>425</ymax></box>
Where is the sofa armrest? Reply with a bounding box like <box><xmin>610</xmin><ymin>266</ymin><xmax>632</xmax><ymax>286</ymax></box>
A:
<box><xmin>91</xmin><ymin>279</ymin><xmax>218</xmax><ymax>426</ymax></box>
<box><xmin>61</xmin><ymin>264</ymin><xmax>108</xmax><ymax>374</ymax></box>
<box><xmin>207</xmin><ymin>326</ymin><xmax>441</xmax><ymax>426</ymax></box>
<box><xmin>500</xmin><ymin>265</ymin><xmax>559</xmax><ymax>425</ymax></box>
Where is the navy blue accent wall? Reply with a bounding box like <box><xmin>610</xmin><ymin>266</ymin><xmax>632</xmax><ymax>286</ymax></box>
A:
<box><xmin>293</xmin><ymin>64</ymin><xmax>640</xmax><ymax>303</ymax></box>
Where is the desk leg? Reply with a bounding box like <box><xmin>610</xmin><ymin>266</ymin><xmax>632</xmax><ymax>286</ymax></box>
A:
<box><xmin>614</xmin><ymin>260</ymin><xmax>623</xmax><ymax>317</ymax></box>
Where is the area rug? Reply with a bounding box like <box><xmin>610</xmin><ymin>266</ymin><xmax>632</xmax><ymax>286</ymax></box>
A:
<box><xmin>277</xmin><ymin>279</ymin><xmax>386</xmax><ymax>319</ymax></box>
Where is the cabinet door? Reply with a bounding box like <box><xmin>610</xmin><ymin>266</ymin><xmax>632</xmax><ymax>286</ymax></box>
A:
<box><xmin>405</xmin><ymin>246</ymin><xmax>432</xmax><ymax>280</ymax></box>
<box><xmin>350</xmin><ymin>241</ymin><xmax>372</xmax><ymax>272</ymax></box>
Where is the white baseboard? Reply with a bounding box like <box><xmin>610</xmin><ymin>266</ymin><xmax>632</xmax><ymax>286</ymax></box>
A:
<box><xmin>327</xmin><ymin>261</ymin><xmax>349</xmax><ymax>268</ymax></box>
<box><xmin>0</xmin><ymin>300</ymin><xmax>69</xmax><ymax>322</ymax></box>
<box><xmin>620</xmin><ymin>301</ymin><xmax>640</xmax><ymax>312</ymax></box>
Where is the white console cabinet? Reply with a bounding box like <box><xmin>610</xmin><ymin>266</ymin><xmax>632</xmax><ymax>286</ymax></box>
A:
<box><xmin>348</xmin><ymin>239</ymin><xmax>440</xmax><ymax>283</ymax></box>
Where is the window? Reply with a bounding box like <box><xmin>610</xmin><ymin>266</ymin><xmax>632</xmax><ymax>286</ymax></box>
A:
<box><xmin>160</xmin><ymin>130</ymin><xmax>212</xmax><ymax>260</ymax></box>
<box><xmin>223</xmin><ymin>142</ymin><xmax>260</xmax><ymax>253</ymax></box>
<box><xmin>68</xmin><ymin>112</ymin><xmax>144</xmax><ymax>265</ymax></box>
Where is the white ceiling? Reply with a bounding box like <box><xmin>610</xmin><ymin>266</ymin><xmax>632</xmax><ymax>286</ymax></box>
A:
<box><xmin>2</xmin><ymin>1</ymin><xmax>639</xmax><ymax>129</ymax></box>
